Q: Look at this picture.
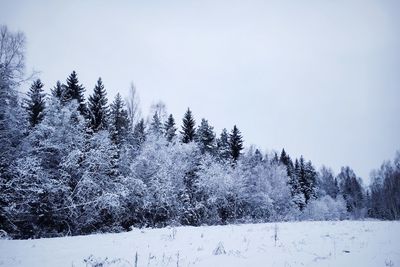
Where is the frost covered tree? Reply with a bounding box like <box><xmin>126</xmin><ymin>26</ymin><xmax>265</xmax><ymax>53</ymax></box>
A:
<box><xmin>0</xmin><ymin>26</ymin><xmax>28</xmax><ymax>229</ymax></box>
<box><xmin>71</xmin><ymin>130</ymin><xmax>121</xmax><ymax>233</ymax></box>
<box><xmin>88</xmin><ymin>78</ymin><xmax>109</xmax><ymax>132</ymax></box>
<box><xmin>196</xmin><ymin>118</ymin><xmax>216</xmax><ymax>154</ymax></box>
<box><xmin>164</xmin><ymin>114</ymin><xmax>177</xmax><ymax>142</ymax></box>
<box><xmin>24</xmin><ymin>79</ymin><xmax>45</xmax><ymax>127</ymax></box>
<box><xmin>180</xmin><ymin>108</ymin><xmax>196</xmax><ymax>143</ymax></box>
<box><xmin>229</xmin><ymin>125</ymin><xmax>243</xmax><ymax>162</ymax></box>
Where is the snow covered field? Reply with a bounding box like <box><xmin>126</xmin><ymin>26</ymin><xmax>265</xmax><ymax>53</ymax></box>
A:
<box><xmin>0</xmin><ymin>220</ymin><xmax>399</xmax><ymax>267</ymax></box>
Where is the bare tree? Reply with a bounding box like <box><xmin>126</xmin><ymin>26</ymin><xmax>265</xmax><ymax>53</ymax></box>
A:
<box><xmin>0</xmin><ymin>25</ymin><xmax>26</xmax><ymax>84</ymax></box>
<box><xmin>125</xmin><ymin>82</ymin><xmax>141</xmax><ymax>129</ymax></box>
<box><xmin>149</xmin><ymin>100</ymin><xmax>168</xmax><ymax>123</ymax></box>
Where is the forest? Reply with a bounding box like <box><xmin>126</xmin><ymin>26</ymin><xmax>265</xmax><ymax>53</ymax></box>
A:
<box><xmin>1</xmin><ymin>25</ymin><xmax>399</xmax><ymax>239</ymax></box>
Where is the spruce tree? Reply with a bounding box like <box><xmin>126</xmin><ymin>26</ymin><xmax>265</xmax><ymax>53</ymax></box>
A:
<box><xmin>51</xmin><ymin>81</ymin><xmax>64</xmax><ymax>100</ymax></box>
<box><xmin>229</xmin><ymin>125</ymin><xmax>243</xmax><ymax>161</ymax></box>
<box><xmin>280</xmin><ymin>148</ymin><xmax>294</xmax><ymax>177</ymax></box>
<box><xmin>109</xmin><ymin>93</ymin><xmax>129</xmax><ymax>145</ymax></box>
<box><xmin>303</xmin><ymin>160</ymin><xmax>317</xmax><ymax>203</ymax></box>
<box><xmin>195</xmin><ymin>118</ymin><xmax>216</xmax><ymax>154</ymax></box>
<box><xmin>164</xmin><ymin>114</ymin><xmax>177</xmax><ymax>142</ymax></box>
<box><xmin>88</xmin><ymin>77</ymin><xmax>109</xmax><ymax>132</ymax></box>
<box><xmin>217</xmin><ymin>128</ymin><xmax>230</xmax><ymax>161</ymax></box>
<box><xmin>150</xmin><ymin>111</ymin><xmax>162</xmax><ymax>135</ymax></box>
<box><xmin>180</xmin><ymin>108</ymin><xmax>196</xmax><ymax>143</ymax></box>
<box><xmin>291</xmin><ymin>158</ymin><xmax>306</xmax><ymax>210</ymax></box>
<box><xmin>25</xmin><ymin>79</ymin><xmax>46</xmax><ymax>127</ymax></box>
<box><xmin>132</xmin><ymin>118</ymin><xmax>146</xmax><ymax>150</ymax></box>
<box><xmin>64</xmin><ymin>71</ymin><xmax>86</xmax><ymax>114</ymax></box>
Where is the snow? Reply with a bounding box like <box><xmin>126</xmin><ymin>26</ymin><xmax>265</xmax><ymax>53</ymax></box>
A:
<box><xmin>0</xmin><ymin>220</ymin><xmax>399</xmax><ymax>267</ymax></box>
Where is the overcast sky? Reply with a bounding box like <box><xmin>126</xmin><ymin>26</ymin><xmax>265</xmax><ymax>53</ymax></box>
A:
<box><xmin>1</xmin><ymin>0</ymin><xmax>399</xmax><ymax>182</ymax></box>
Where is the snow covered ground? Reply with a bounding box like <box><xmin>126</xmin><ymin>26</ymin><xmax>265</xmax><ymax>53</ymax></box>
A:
<box><xmin>0</xmin><ymin>220</ymin><xmax>399</xmax><ymax>267</ymax></box>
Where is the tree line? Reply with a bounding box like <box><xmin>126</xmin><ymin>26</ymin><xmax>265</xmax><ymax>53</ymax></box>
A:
<box><xmin>1</xmin><ymin>25</ymin><xmax>399</xmax><ymax>239</ymax></box>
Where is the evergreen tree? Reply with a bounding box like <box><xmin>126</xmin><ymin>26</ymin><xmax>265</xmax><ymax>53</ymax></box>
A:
<box><xmin>291</xmin><ymin>159</ymin><xmax>306</xmax><ymax>210</ymax></box>
<box><xmin>109</xmin><ymin>93</ymin><xmax>129</xmax><ymax>145</ymax></box>
<box><xmin>303</xmin><ymin>160</ymin><xmax>317</xmax><ymax>203</ymax></box>
<box><xmin>88</xmin><ymin>78</ymin><xmax>109</xmax><ymax>132</ymax></box>
<box><xmin>296</xmin><ymin>156</ymin><xmax>317</xmax><ymax>204</ymax></box>
<box><xmin>164</xmin><ymin>114</ymin><xmax>177</xmax><ymax>142</ymax></box>
<box><xmin>25</xmin><ymin>79</ymin><xmax>46</xmax><ymax>127</ymax></box>
<box><xmin>51</xmin><ymin>81</ymin><xmax>64</xmax><ymax>100</ymax></box>
<box><xmin>64</xmin><ymin>71</ymin><xmax>86</xmax><ymax>114</ymax></box>
<box><xmin>149</xmin><ymin>111</ymin><xmax>162</xmax><ymax>135</ymax></box>
<box><xmin>229</xmin><ymin>125</ymin><xmax>243</xmax><ymax>161</ymax></box>
<box><xmin>217</xmin><ymin>128</ymin><xmax>230</xmax><ymax>161</ymax></box>
<box><xmin>132</xmin><ymin>119</ymin><xmax>146</xmax><ymax>150</ymax></box>
<box><xmin>195</xmin><ymin>118</ymin><xmax>216</xmax><ymax>154</ymax></box>
<box><xmin>279</xmin><ymin>148</ymin><xmax>294</xmax><ymax>177</ymax></box>
<box><xmin>180</xmin><ymin>108</ymin><xmax>196</xmax><ymax>143</ymax></box>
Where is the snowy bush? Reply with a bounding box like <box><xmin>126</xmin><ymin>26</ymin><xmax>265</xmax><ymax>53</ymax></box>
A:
<box><xmin>302</xmin><ymin>195</ymin><xmax>347</xmax><ymax>221</ymax></box>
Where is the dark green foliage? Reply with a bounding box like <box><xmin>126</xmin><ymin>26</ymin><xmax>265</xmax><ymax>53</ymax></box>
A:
<box><xmin>290</xmin><ymin>159</ymin><xmax>305</xmax><ymax>210</ymax></box>
<box><xmin>109</xmin><ymin>93</ymin><xmax>129</xmax><ymax>145</ymax></box>
<box><xmin>132</xmin><ymin>119</ymin><xmax>146</xmax><ymax>150</ymax></box>
<box><xmin>64</xmin><ymin>71</ymin><xmax>86</xmax><ymax>114</ymax></box>
<box><xmin>150</xmin><ymin>111</ymin><xmax>162</xmax><ymax>135</ymax></box>
<box><xmin>164</xmin><ymin>114</ymin><xmax>176</xmax><ymax>142</ymax></box>
<box><xmin>51</xmin><ymin>81</ymin><xmax>64</xmax><ymax>100</ymax></box>
<box><xmin>196</xmin><ymin>118</ymin><xmax>216</xmax><ymax>154</ymax></box>
<box><xmin>25</xmin><ymin>79</ymin><xmax>46</xmax><ymax>127</ymax></box>
<box><xmin>180</xmin><ymin>108</ymin><xmax>196</xmax><ymax>143</ymax></box>
<box><xmin>229</xmin><ymin>125</ymin><xmax>243</xmax><ymax>161</ymax></box>
<box><xmin>280</xmin><ymin>148</ymin><xmax>294</xmax><ymax>177</ymax></box>
<box><xmin>217</xmin><ymin>128</ymin><xmax>230</xmax><ymax>161</ymax></box>
<box><xmin>88</xmin><ymin>78</ymin><xmax>109</xmax><ymax>132</ymax></box>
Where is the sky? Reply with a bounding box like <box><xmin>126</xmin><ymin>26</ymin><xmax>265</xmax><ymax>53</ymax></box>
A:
<box><xmin>1</xmin><ymin>0</ymin><xmax>399</xmax><ymax>182</ymax></box>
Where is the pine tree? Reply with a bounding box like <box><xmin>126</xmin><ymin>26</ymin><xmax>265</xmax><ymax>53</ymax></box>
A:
<box><xmin>195</xmin><ymin>118</ymin><xmax>216</xmax><ymax>154</ymax></box>
<box><xmin>64</xmin><ymin>71</ymin><xmax>86</xmax><ymax>114</ymax></box>
<box><xmin>109</xmin><ymin>93</ymin><xmax>129</xmax><ymax>145</ymax></box>
<box><xmin>51</xmin><ymin>81</ymin><xmax>64</xmax><ymax>100</ymax></box>
<box><xmin>180</xmin><ymin>108</ymin><xmax>196</xmax><ymax>143</ymax></box>
<box><xmin>217</xmin><ymin>128</ymin><xmax>230</xmax><ymax>161</ymax></box>
<box><xmin>88</xmin><ymin>77</ymin><xmax>108</xmax><ymax>132</ymax></box>
<box><xmin>164</xmin><ymin>114</ymin><xmax>177</xmax><ymax>142</ymax></box>
<box><xmin>25</xmin><ymin>79</ymin><xmax>46</xmax><ymax>127</ymax></box>
<box><xmin>229</xmin><ymin>125</ymin><xmax>243</xmax><ymax>161</ymax></box>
